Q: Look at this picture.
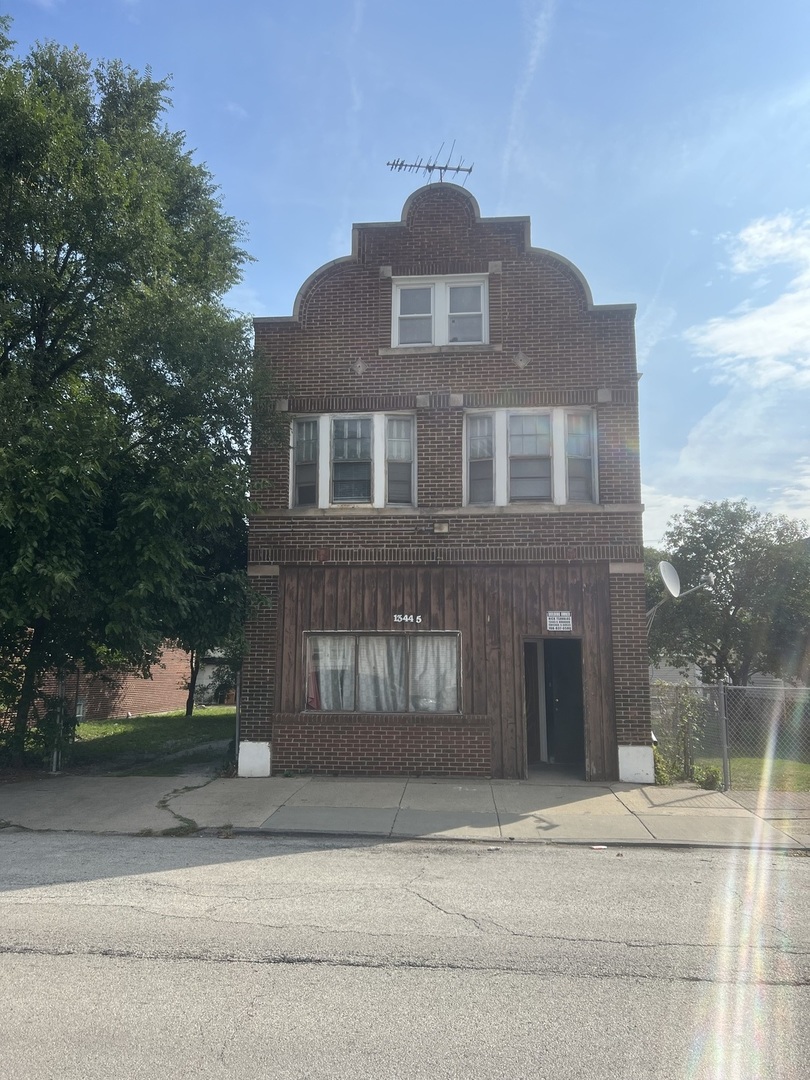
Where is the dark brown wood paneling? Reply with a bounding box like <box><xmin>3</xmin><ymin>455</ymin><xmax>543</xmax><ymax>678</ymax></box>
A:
<box><xmin>310</xmin><ymin>568</ymin><xmax>324</xmax><ymax>631</ymax></box>
<box><xmin>275</xmin><ymin>561</ymin><xmax>616</xmax><ymax>780</ymax></box>
<box><xmin>322</xmin><ymin>568</ymin><xmax>337</xmax><ymax>630</ymax></box>
<box><xmin>443</xmin><ymin>567</ymin><xmax>458</xmax><ymax>631</ymax></box>
<box><xmin>280</xmin><ymin>569</ymin><xmax>300</xmax><ymax>712</ymax></box>
<box><xmin>470</xmin><ymin>572</ymin><xmax>487</xmax><ymax>717</ymax></box>
<box><xmin>429</xmin><ymin>568</ymin><xmax>444</xmax><ymax>631</ymax></box>
<box><xmin>485</xmin><ymin>570</ymin><xmax>503</xmax><ymax>774</ymax></box>
<box><xmin>336</xmin><ymin>567</ymin><xmax>351</xmax><ymax>631</ymax></box>
<box><xmin>416</xmin><ymin>568</ymin><xmax>431</xmax><ymax>630</ymax></box>
<box><xmin>402</xmin><ymin>569</ymin><xmax>415</xmax><ymax>628</ymax></box>
<box><xmin>457</xmin><ymin>567</ymin><xmax>472</xmax><ymax>714</ymax></box>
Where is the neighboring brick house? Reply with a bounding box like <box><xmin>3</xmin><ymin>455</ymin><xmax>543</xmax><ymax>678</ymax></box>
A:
<box><xmin>43</xmin><ymin>647</ymin><xmax>191</xmax><ymax>722</ymax></box>
<box><xmin>240</xmin><ymin>184</ymin><xmax>651</xmax><ymax>782</ymax></box>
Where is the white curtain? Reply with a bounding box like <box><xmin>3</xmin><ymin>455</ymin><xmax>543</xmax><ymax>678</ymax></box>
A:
<box><xmin>409</xmin><ymin>636</ymin><xmax>458</xmax><ymax>712</ymax></box>
<box><xmin>357</xmin><ymin>637</ymin><xmax>407</xmax><ymax>711</ymax></box>
<box><xmin>307</xmin><ymin>636</ymin><xmax>355</xmax><ymax>710</ymax></box>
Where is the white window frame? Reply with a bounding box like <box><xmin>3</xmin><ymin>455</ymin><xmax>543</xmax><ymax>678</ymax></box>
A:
<box><xmin>290</xmin><ymin>413</ymin><xmax>416</xmax><ymax>509</ymax></box>
<box><xmin>463</xmin><ymin>408</ymin><xmax>598</xmax><ymax>506</ymax></box>
<box><xmin>391</xmin><ymin>275</ymin><xmax>489</xmax><ymax>347</ymax></box>
<box><xmin>303</xmin><ymin>631</ymin><xmax>461</xmax><ymax>713</ymax></box>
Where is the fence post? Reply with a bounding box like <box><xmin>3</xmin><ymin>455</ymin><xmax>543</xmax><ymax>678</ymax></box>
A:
<box><xmin>717</xmin><ymin>683</ymin><xmax>731</xmax><ymax>791</ymax></box>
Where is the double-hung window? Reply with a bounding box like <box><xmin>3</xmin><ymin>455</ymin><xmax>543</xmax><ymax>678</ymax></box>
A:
<box><xmin>386</xmin><ymin>417</ymin><xmax>413</xmax><ymax>504</ymax></box>
<box><xmin>393</xmin><ymin>276</ymin><xmax>488</xmax><ymax>347</ymax></box>
<box><xmin>566</xmin><ymin>413</ymin><xmax>594</xmax><ymax>501</ymax></box>
<box><xmin>467</xmin><ymin>414</ymin><xmax>494</xmax><ymax>504</ymax></box>
<box><xmin>293</xmin><ymin>419</ymin><xmax>318</xmax><ymax>507</ymax></box>
<box><xmin>305</xmin><ymin>632</ymin><xmax>460</xmax><ymax>713</ymax></box>
<box><xmin>465</xmin><ymin>409</ymin><xmax>597</xmax><ymax>506</ymax></box>
<box><xmin>332</xmin><ymin>418</ymin><xmax>372</xmax><ymax>503</ymax></box>
<box><xmin>508</xmin><ymin>414</ymin><xmax>552</xmax><ymax>501</ymax></box>
<box><xmin>292</xmin><ymin>413</ymin><xmax>415</xmax><ymax>508</ymax></box>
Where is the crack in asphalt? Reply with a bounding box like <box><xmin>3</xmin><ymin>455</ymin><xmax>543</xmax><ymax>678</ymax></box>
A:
<box><xmin>1</xmin><ymin>941</ymin><xmax>807</xmax><ymax>986</ymax></box>
<box><xmin>2</xmin><ymin>897</ymin><xmax>807</xmax><ymax>958</ymax></box>
<box><xmin>404</xmin><ymin>888</ymin><xmax>489</xmax><ymax>933</ymax></box>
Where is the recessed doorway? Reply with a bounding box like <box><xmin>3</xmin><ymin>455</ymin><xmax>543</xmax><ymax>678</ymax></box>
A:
<box><xmin>524</xmin><ymin>639</ymin><xmax>585</xmax><ymax>774</ymax></box>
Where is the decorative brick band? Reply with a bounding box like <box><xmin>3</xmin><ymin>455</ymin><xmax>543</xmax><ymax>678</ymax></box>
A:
<box><xmin>271</xmin><ymin>712</ymin><xmax>493</xmax><ymax>777</ymax></box>
<box><xmin>284</xmin><ymin>386</ymin><xmax>637</xmax><ymax>414</ymax></box>
<box><xmin>249</xmin><ymin>544</ymin><xmax>644</xmax><ymax>566</ymax></box>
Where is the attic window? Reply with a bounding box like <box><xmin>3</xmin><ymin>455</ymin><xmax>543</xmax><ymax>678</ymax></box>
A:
<box><xmin>392</xmin><ymin>276</ymin><xmax>488</xmax><ymax>347</ymax></box>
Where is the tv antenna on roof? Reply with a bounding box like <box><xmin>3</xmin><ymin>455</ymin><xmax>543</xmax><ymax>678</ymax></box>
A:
<box><xmin>387</xmin><ymin>142</ymin><xmax>474</xmax><ymax>184</ymax></box>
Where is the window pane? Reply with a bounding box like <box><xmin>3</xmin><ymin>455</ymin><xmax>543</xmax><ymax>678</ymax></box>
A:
<box><xmin>333</xmin><ymin>461</ymin><xmax>371</xmax><ymax>501</ymax></box>
<box><xmin>387</xmin><ymin>418</ymin><xmax>412</xmax><ymax>461</ymax></box>
<box><xmin>399</xmin><ymin>287</ymin><xmax>432</xmax><ymax>315</ymax></box>
<box><xmin>333</xmin><ymin>418</ymin><xmax>371</xmax><ymax>461</ymax></box>
<box><xmin>409</xmin><ymin>636</ymin><xmax>459</xmax><ymax>712</ymax></box>
<box><xmin>306</xmin><ymin>636</ymin><xmax>355</xmax><ymax>710</ymax></box>
<box><xmin>468</xmin><ymin>415</ymin><xmax>493</xmax><ymax>459</ymax></box>
<box><xmin>469</xmin><ymin>458</ymin><xmax>493</xmax><ymax>504</ymax></box>
<box><xmin>448</xmin><ymin>285</ymin><xmax>481</xmax><ymax>313</ymax></box>
<box><xmin>567</xmin><ymin>457</ymin><xmax>593</xmax><ymax>501</ymax></box>
<box><xmin>510</xmin><ymin>458</ymin><xmax>552</xmax><ymax>500</ymax></box>
<box><xmin>448</xmin><ymin>314</ymin><xmax>483</xmax><ymax>343</ymax></box>
<box><xmin>294</xmin><ymin>419</ymin><xmax>318</xmax><ymax>462</ymax></box>
<box><xmin>509</xmin><ymin>414</ymin><xmax>551</xmax><ymax>456</ymax></box>
<box><xmin>387</xmin><ymin>461</ymin><xmax>412</xmax><ymax>504</ymax></box>
<box><xmin>357</xmin><ymin>637</ymin><xmax>407</xmax><ymax>711</ymax></box>
<box><xmin>295</xmin><ymin>461</ymin><xmax>316</xmax><ymax>506</ymax></box>
<box><xmin>567</xmin><ymin>414</ymin><xmax>592</xmax><ymax>458</ymax></box>
<box><xmin>399</xmin><ymin>316</ymin><xmax>433</xmax><ymax>344</ymax></box>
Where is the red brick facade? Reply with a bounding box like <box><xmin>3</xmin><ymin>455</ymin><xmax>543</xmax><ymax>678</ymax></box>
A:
<box><xmin>243</xmin><ymin>184</ymin><xmax>651</xmax><ymax>781</ymax></box>
<box><xmin>271</xmin><ymin>713</ymin><xmax>491</xmax><ymax>777</ymax></box>
<box><xmin>44</xmin><ymin>647</ymin><xmax>191</xmax><ymax>721</ymax></box>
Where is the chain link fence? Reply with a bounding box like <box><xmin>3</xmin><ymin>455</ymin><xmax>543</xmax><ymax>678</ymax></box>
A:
<box><xmin>649</xmin><ymin>682</ymin><xmax>810</xmax><ymax>791</ymax></box>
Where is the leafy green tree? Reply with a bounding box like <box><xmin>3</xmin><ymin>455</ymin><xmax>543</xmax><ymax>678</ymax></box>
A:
<box><xmin>647</xmin><ymin>501</ymin><xmax>810</xmax><ymax>685</ymax></box>
<box><xmin>0</xmin><ymin>20</ymin><xmax>271</xmax><ymax>763</ymax></box>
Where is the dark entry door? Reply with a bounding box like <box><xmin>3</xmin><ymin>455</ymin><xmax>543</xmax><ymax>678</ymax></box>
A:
<box><xmin>543</xmin><ymin>639</ymin><xmax>585</xmax><ymax>768</ymax></box>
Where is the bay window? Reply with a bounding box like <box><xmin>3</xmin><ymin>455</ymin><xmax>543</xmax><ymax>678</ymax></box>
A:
<box><xmin>292</xmin><ymin>413</ymin><xmax>416</xmax><ymax>508</ymax></box>
<box><xmin>466</xmin><ymin>409</ymin><xmax>597</xmax><ymax>506</ymax></box>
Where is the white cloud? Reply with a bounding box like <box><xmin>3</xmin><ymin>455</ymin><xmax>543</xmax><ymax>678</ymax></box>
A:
<box><xmin>768</xmin><ymin>457</ymin><xmax>810</xmax><ymax>524</ymax></box>
<box><xmin>225</xmin><ymin>282</ymin><xmax>269</xmax><ymax>319</ymax></box>
<box><xmin>498</xmin><ymin>1</ymin><xmax>556</xmax><ymax>205</ymax></box>
<box><xmin>646</xmin><ymin>382</ymin><xmax>810</xmax><ymax>536</ymax></box>
<box><xmin>636</xmin><ymin>302</ymin><xmax>677</xmax><ymax>366</ymax></box>
<box><xmin>223</xmin><ymin>102</ymin><xmax>248</xmax><ymax>121</ymax></box>
<box><xmin>685</xmin><ymin>211</ymin><xmax>810</xmax><ymax>389</ymax></box>
<box><xmin>642</xmin><ymin>485</ymin><xmax>702</xmax><ymax>548</ymax></box>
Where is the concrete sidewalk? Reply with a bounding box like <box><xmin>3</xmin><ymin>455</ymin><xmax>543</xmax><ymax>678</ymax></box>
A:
<box><xmin>2</xmin><ymin>771</ymin><xmax>808</xmax><ymax>848</ymax></box>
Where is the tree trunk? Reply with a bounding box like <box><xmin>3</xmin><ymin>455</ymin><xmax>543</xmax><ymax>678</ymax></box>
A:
<box><xmin>185</xmin><ymin>650</ymin><xmax>200</xmax><ymax>717</ymax></box>
<box><xmin>11</xmin><ymin>620</ymin><xmax>46</xmax><ymax>768</ymax></box>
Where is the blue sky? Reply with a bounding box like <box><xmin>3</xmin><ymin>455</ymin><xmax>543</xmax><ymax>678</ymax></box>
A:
<box><xmin>9</xmin><ymin>0</ymin><xmax>810</xmax><ymax>545</ymax></box>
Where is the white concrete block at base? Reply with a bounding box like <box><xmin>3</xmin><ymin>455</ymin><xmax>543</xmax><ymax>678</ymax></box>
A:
<box><xmin>618</xmin><ymin>745</ymin><xmax>655</xmax><ymax>784</ymax></box>
<box><xmin>238</xmin><ymin>740</ymin><xmax>271</xmax><ymax>778</ymax></box>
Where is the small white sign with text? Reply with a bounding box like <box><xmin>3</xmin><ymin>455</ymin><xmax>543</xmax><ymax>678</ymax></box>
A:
<box><xmin>546</xmin><ymin>610</ymin><xmax>573</xmax><ymax>632</ymax></box>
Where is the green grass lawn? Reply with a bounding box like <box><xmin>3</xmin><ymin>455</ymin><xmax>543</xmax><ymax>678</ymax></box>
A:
<box><xmin>68</xmin><ymin>707</ymin><xmax>236</xmax><ymax>769</ymax></box>
<box><xmin>697</xmin><ymin>755</ymin><xmax>810</xmax><ymax>792</ymax></box>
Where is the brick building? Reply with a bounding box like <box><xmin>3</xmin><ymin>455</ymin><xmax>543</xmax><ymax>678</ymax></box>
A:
<box><xmin>43</xmin><ymin>647</ymin><xmax>191</xmax><ymax>722</ymax></box>
<box><xmin>240</xmin><ymin>184</ymin><xmax>651</xmax><ymax>783</ymax></box>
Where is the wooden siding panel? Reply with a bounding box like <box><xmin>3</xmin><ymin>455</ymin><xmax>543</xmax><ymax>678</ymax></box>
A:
<box><xmin>457</xmin><ymin>567</ymin><xmax>472</xmax><ymax>716</ymax></box>
<box><xmin>336</xmin><ymin>567</ymin><xmax>351</xmax><ymax>631</ymax></box>
<box><xmin>470</xmin><ymin>572</ymin><xmax>487</xmax><ymax>718</ymax></box>
<box><xmin>485</xmin><ymin>570</ymin><xmax>504</xmax><ymax>775</ymax></box>
<box><xmin>280</xmin><ymin>569</ymin><xmax>300</xmax><ymax>712</ymax></box>
<box><xmin>275</xmin><ymin>562</ymin><xmax>615</xmax><ymax>780</ymax></box>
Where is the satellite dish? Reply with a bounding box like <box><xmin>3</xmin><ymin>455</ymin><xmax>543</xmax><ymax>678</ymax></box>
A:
<box><xmin>658</xmin><ymin>561</ymin><xmax>681</xmax><ymax>598</ymax></box>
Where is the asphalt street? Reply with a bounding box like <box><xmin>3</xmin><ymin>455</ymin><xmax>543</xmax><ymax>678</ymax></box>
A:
<box><xmin>1</xmin><ymin>831</ymin><xmax>808</xmax><ymax>1079</ymax></box>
